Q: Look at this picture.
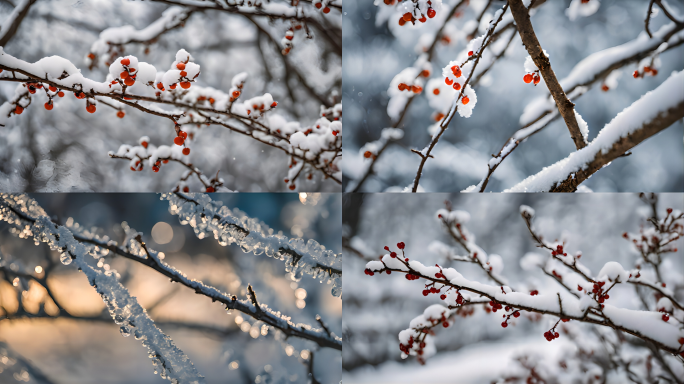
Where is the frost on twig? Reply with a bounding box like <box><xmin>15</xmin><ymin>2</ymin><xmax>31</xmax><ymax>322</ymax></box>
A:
<box><xmin>0</xmin><ymin>194</ymin><xmax>206</xmax><ymax>384</ymax></box>
<box><xmin>162</xmin><ymin>193</ymin><xmax>342</xmax><ymax>297</ymax></box>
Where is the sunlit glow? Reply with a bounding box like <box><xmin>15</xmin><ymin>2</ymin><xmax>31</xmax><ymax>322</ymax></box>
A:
<box><xmin>300</xmin><ymin>350</ymin><xmax>310</xmax><ymax>360</ymax></box>
<box><xmin>285</xmin><ymin>345</ymin><xmax>294</xmax><ymax>356</ymax></box>
<box><xmin>240</xmin><ymin>322</ymin><xmax>251</xmax><ymax>332</ymax></box>
<box><xmin>235</xmin><ymin>315</ymin><xmax>243</xmax><ymax>325</ymax></box>
<box><xmin>249</xmin><ymin>326</ymin><xmax>260</xmax><ymax>339</ymax></box>
<box><xmin>34</xmin><ymin>266</ymin><xmax>42</xmax><ymax>274</ymax></box>
<box><xmin>299</xmin><ymin>193</ymin><xmax>307</xmax><ymax>203</ymax></box>
<box><xmin>229</xmin><ymin>361</ymin><xmax>239</xmax><ymax>370</ymax></box>
<box><xmin>295</xmin><ymin>288</ymin><xmax>307</xmax><ymax>299</ymax></box>
<box><xmin>12</xmin><ymin>278</ymin><xmax>18</xmax><ymax>287</ymax></box>
<box><xmin>151</xmin><ymin>222</ymin><xmax>174</xmax><ymax>244</ymax></box>
<box><xmin>296</xmin><ymin>299</ymin><xmax>306</xmax><ymax>309</ymax></box>
<box><xmin>261</xmin><ymin>324</ymin><xmax>269</xmax><ymax>336</ymax></box>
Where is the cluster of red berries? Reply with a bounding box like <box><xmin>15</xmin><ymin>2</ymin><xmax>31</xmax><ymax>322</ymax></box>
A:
<box><xmin>397</xmin><ymin>83</ymin><xmax>423</xmax><ymax>93</ymax></box>
<box><xmin>364</xmin><ymin>268</ymin><xmax>375</xmax><ymax>276</ymax></box>
<box><xmin>633</xmin><ymin>66</ymin><xmax>658</xmax><ymax>78</ymax></box>
<box><xmin>405</xmin><ymin>273</ymin><xmax>419</xmax><ymax>280</ymax></box>
<box><xmin>399</xmin><ymin>335</ymin><xmax>416</xmax><ymax>355</ymax></box>
<box><xmin>551</xmin><ymin>245</ymin><xmax>567</xmax><ymax>257</ymax></box>
<box><xmin>313</xmin><ymin>1</ymin><xmax>331</xmax><ymax>14</ymax></box>
<box><xmin>529</xmin><ymin>290</ymin><xmax>539</xmax><ymax>296</ymax></box>
<box><xmin>543</xmin><ymin>329</ymin><xmax>560</xmax><ymax>341</ymax></box>
<box><xmin>156</xmin><ymin>62</ymin><xmax>193</xmax><ymax>92</ymax></box>
<box><xmin>118</xmin><ymin>58</ymin><xmax>137</xmax><ymax>87</ymax></box>
<box><xmin>489</xmin><ymin>300</ymin><xmax>503</xmax><ymax>312</ymax></box>
<box><xmin>523</xmin><ymin>71</ymin><xmax>541</xmax><ymax>85</ymax></box>
<box><xmin>422</xmin><ymin>286</ymin><xmax>441</xmax><ymax>296</ymax></box>
<box><xmin>590</xmin><ymin>281</ymin><xmax>610</xmax><ymax>305</ymax></box>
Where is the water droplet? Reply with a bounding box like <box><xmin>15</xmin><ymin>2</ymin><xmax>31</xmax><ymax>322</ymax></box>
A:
<box><xmin>60</xmin><ymin>253</ymin><xmax>72</xmax><ymax>265</ymax></box>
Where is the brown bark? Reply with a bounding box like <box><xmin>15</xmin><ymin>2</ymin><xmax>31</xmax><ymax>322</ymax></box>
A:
<box><xmin>550</xmin><ymin>100</ymin><xmax>684</xmax><ymax>192</ymax></box>
<box><xmin>508</xmin><ymin>0</ymin><xmax>587</xmax><ymax>150</ymax></box>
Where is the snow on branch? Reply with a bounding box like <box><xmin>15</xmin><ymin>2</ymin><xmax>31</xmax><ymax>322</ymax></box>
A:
<box><xmin>163</xmin><ymin>192</ymin><xmax>342</xmax><ymax>297</ymax></box>
<box><xmin>0</xmin><ymin>47</ymin><xmax>341</xmax><ymax>190</ymax></box>
<box><xmin>0</xmin><ymin>0</ymin><xmax>36</xmax><ymax>46</ymax></box>
<box><xmin>0</xmin><ymin>194</ymin><xmax>206</xmax><ymax>384</ymax></box>
<box><xmin>87</xmin><ymin>7</ymin><xmax>194</xmax><ymax>69</ymax></box>
<box><xmin>363</xmin><ymin>203</ymin><xmax>684</xmax><ymax>364</ymax></box>
<box><xmin>505</xmin><ymin>70</ymin><xmax>684</xmax><ymax>192</ymax></box>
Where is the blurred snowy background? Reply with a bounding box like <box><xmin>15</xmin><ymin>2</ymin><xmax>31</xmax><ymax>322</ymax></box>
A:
<box><xmin>0</xmin><ymin>0</ymin><xmax>341</xmax><ymax>192</ymax></box>
<box><xmin>0</xmin><ymin>193</ymin><xmax>341</xmax><ymax>383</ymax></box>
<box><xmin>342</xmin><ymin>193</ymin><xmax>684</xmax><ymax>383</ymax></box>
<box><xmin>342</xmin><ymin>0</ymin><xmax>684</xmax><ymax>192</ymax></box>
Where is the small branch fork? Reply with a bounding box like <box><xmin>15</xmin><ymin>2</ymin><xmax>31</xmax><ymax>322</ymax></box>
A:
<box><xmin>0</xmin><ymin>200</ymin><xmax>341</xmax><ymax>351</ymax></box>
<box><xmin>411</xmin><ymin>2</ymin><xmax>511</xmax><ymax>192</ymax></box>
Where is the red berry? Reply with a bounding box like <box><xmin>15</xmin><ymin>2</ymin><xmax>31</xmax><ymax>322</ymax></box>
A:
<box><xmin>633</xmin><ymin>70</ymin><xmax>639</xmax><ymax>78</ymax></box>
<box><xmin>513</xmin><ymin>311</ymin><xmax>520</xmax><ymax>318</ymax></box>
<box><xmin>419</xmin><ymin>16</ymin><xmax>427</xmax><ymax>23</ymax></box>
<box><xmin>271</xmin><ymin>101</ymin><xmax>278</xmax><ymax>108</ymax></box>
<box><xmin>152</xmin><ymin>166</ymin><xmax>160</xmax><ymax>172</ymax></box>
<box><xmin>433</xmin><ymin>88</ymin><xmax>440</xmax><ymax>95</ymax></box>
<box><xmin>183</xmin><ymin>186</ymin><xmax>189</xmax><ymax>193</ymax></box>
<box><xmin>121</xmin><ymin>58</ymin><xmax>130</xmax><ymax>66</ymax></box>
<box><xmin>468</xmin><ymin>51</ymin><xmax>473</xmax><ymax>56</ymax></box>
<box><xmin>397</xmin><ymin>242</ymin><xmax>405</xmax><ymax>249</ymax></box>
<box><xmin>289</xmin><ymin>184</ymin><xmax>296</xmax><ymax>190</ymax></box>
<box><xmin>442</xmin><ymin>321</ymin><xmax>449</xmax><ymax>328</ymax></box>
<box><xmin>440</xmin><ymin>294</ymin><xmax>446</xmax><ymax>300</ymax></box>
<box><xmin>453</xmin><ymin>83</ymin><xmax>461</xmax><ymax>91</ymax></box>
<box><xmin>445</xmin><ymin>77</ymin><xmax>453</xmax><ymax>86</ymax></box>
<box><xmin>157</xmin><ymin>82</ymin><xmax>165</xmax><ymax>90</ymax></box>
<box><xmin>206</xmin><ymin>186</ymin><xmax>215</xmax><ymax>193</ymax></box>
<box><xmin>679</xmin><ymin>337</ymin><xmax>684</xmax><ymax>344</ymax></box>
<box><xmin>49</xmin><ymin>85</ymin><xmax>57</xmax><ymax>92</ymax></box>
<box><xmin>662</xmin><ymin>314</ymin><xmax>669</xmax><ymax>322</ymax></box>
<box><xmin>501</xmin><ymin>322</ymin><xmax>508</xmax><ymax>328</ymax></box>
<box><xmin>174</xmin><ymin>136</ymin><xmax>184</xmax><ymax>146</ymax></box>
<box><xmin>533</xmin><ymin>74</ymin><xmax>540</xmax><ymax>85</ymax></box>
<box><xmin>427</xmin><ymin>8</ymin><xmax>436</xmax><ymax>18</ymax></box>
<box><xmin>179</xmin><ymin>131</ymin><xmax>188</xmax><ymax>139</ymax></box>
<box><xmin>523</xmin><ymin>74</ymin><xmax>533</xmax><ymax>83</ymax></box>
<box><xmin>182</xmin><ymin>148</ymin><xmax>190</xmax><ymax>156</ymax></box>
<box><xmin>117</xmin><ymin>111</ymin><xmax>125</xmax><ymax>118</ymax></box>
<box><xmin>403</xmin><ymin>12</ymin><xmax>412</xmax><ymax>21</ymax></box>
<box><xmin>390</xmin><ymin>252</ymin><xmax>397</xmax><ymax>258</ymax></box>
<box><xmin>323</xmin><ymin>6</ymin><xmax>330</xmax><ymax>13</ymax></box>
<box><xmin>44</xmin><ymin>102</ymin><xmax>53</xmax><ymax>110</ymax></box>
<box><xmin>86</xmin><ymin>104</ymin><xmax>96</xmax><ymax>113</ymax></box>
<box><xmin>601</xmin><ymin>84</ymin><xmax>609</xmax><ymax>92</ymax></box>
<box><xmin>123</xmin><ymin>77</ymin><xmax>135</xmax><ymax>86</ymax></box>
<box><xmin>461</xmin><ymin>96</ymin><xmax>470</xmax><ymax>105</ymax></box>
<box><xmin>176</xmin><ymin>62</ymin><xmax>186</xmax><ymax>70</ymax></box>
<box><xmin>180</xmin><ymin>71</ymin><xmax>187</xmax><ymax>77</ymax></box>
<box><xmin>315</xmin><ymin>2</ymin><xmax>322</xmax><ymax>8</ymax></box>
<box><xmin>170</xmin><ymin>83</ymin><xmax>177</xmax><ymax>90</ymax></box>
<box><xmin>180</xmin><ymin>81</ymin><xmax>191</xmax><ymax>89</ymax></box>
<box><xmin>141</xmin><ymin>141</ymin><xmax>148</xmax><ymax>149</ymax></box>
<box><xmin>57</xmin><ymin>91</ymin><xmax>65</xmax><ymax>97</ymax></box>
<box><xmin>120</xmin><ymin>71</ymin><xmax>129</xmax><ymax>79</ymax></box>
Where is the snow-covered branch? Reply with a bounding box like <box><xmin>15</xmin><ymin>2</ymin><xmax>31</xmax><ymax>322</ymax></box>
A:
<box><xmin>363</xmin><ymin>202</ymin><xmax>684</xmax><ymax>364</ymax></box>
<box><xmin>505</xmin><ymin>70</ymin><xmax>684</xmax><ymax>192</ymax></box>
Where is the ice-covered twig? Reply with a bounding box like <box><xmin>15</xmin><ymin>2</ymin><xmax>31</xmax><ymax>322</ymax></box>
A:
<box><xmin>0</xmin><ymin>194</ymin><xmax>342</xmax><ymax>351</ymax></box>
<box><xmin>506</xmin><ymin>70</ymin><xmax>684</xmax><ymax>192</ymax></box>
<box><xmin>164</xmin><ymin>193</ymin><xmax>342</xmax><ymax>297</ymax></box>
<box><xmin>0</xmin><ymin>194</ymin><xmax>206</xmax><ymax>384</ymax></box>
<box><xmin>509</xmin><ymin>0</ymin><xmax>586</xmax><ymax>150</ymax></box>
